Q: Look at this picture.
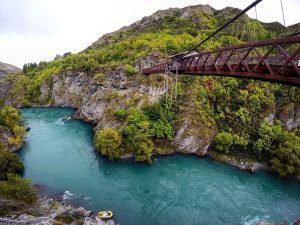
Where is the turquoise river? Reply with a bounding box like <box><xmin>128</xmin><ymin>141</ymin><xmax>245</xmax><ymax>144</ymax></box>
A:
<box><xmin>18</xmin><ymin>108</ymin><xmax>300</xmax><ymax>225</ymax></box>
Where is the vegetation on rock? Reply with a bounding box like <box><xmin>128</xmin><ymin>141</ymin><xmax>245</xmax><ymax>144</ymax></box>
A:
<box><xmin>0</xmin><ymin>106</ymin><xmax>26</xmax><ymax>147</ymax></box>
<box><xmin>0</xmin><ymin>149</ymin><xmax>24</xmax><ymax>180</ymax></box>
<box><xmin>0</xmin><ymin>106</ymin><xmax>37</xmax><ymax>210</ymax></box>
<box><xmin>0</xmin><ymin>173</ymin><xmax>37</xmax><ymax>204</ymax></box>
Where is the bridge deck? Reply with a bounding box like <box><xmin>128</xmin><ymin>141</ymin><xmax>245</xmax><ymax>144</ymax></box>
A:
<box><xmin>142</xmin><ymin>35</ymin><xmax>300</xmax><ymax>86</ymax></box>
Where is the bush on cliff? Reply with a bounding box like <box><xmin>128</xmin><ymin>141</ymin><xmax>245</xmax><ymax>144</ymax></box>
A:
<box><xmin>132</xmin><ymin>134</ymin><xmax>153</xmax><ymax>163</ymax></box>
<box><xmin>94</xmin><ymin>128</ymin><xmax>122</xmax><ymax>160</ymax></box>
<box><xmin>0</xmin><ymin>150</ymin><xmax>24</xmax><ymax>180</ymax></box>
<box><xmin>0</xmin><ymin>106</ymin><xmax>23</xmax><ymax>130</ymax></box>
<box><xmin>122</xmin><ymin>109</ymin><xmax>154</xmax><ymax>163</ymax></box>
<box><xmin>213</xmin><ymin>132</ymin><xmax>233</xmax><ymax>153</ymax></box>
<box><xmin>270</xmin><ymin>132</ymin><xmax>300</xmax><ymax>177</ymax></box>
<box><xmin>0</xmin><ymin>106</ymin><xmax>25</xmax><ymax>147</ymax></box>
<box><xmin>0</xmin><ymin>173</ymin><xmax>37</xmax><ymax>204</ymax></box>
<box><xmin>124</xmin><ymin>64</ymin><xmax>136</xmax><ymax>76</ymax></box>
<box><xmin>143</xmin><ymin>103</ymin><xmax>174</xmax><ymax>140</ymax></box>
<box><xmin>253</xmin><ymin>122</ymin><xmax>282</xmax><ymax>154</ymax></box>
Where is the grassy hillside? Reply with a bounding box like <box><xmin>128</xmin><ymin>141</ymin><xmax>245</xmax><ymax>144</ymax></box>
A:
<box><xmin>0</xmin><ymin>62</ymin><xmax>21</xmax><ymax>77</ymax></box>
<box><xmin>3</xmin><ymin>4</ymin><xmax>300</xmax><ymax>177</ymax></box>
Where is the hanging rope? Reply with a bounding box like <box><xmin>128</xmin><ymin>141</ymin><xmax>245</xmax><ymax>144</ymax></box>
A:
<box><xmin>279</xmin><ymin>0</ymin><xmax>286</xmax><ymax>26</ymax></box>
<box><xmin>254</xmin><ymin>6</ymin><xmax>258</xmax><ymax>20</ymax></box>
<box><xmin>175</xmin><ymin>64</ymin><xmax>178</xmax><ymax>100</ymax></box>
<box><xmin>164</xmin><ymin>65</ymin><xmax>169</xmax><ymax>109</ymax></box>
<box><xmin>170</xmin><ymin>78</ymin><xmax>173</xmax><ymax>107</ymax></box>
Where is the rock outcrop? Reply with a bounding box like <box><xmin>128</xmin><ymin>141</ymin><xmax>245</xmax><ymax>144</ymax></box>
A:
<box><xmin>0</xmin><ymin>125</ymin><xmax>23</xmax><ymax>152</ymax></box>
<box><xmin>0</xmin><ymin>196</ymin><xmax>112</xmax><ymax>225</ymax></box>
<box><xmin>36</xmin><ymin>67</ymin><xmax>220</xmax><ymax>157</ymax></box>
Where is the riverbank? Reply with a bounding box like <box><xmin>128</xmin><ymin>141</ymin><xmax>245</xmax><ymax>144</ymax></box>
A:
<box><xmin>0</xmin><ymin>107</ymin><xmax>115</xmax><ymax>225</ymax></box>
<box><xmin>0</xmin><ymin>193</ymin><xmax>116</xmax><ymax>225</ymax></box>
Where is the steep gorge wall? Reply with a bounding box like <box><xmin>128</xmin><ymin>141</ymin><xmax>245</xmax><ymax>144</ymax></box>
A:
<box><xmin>1</xmin><ymin>70</ymin><xmax>298</xmax><ymax>157</ymax></box>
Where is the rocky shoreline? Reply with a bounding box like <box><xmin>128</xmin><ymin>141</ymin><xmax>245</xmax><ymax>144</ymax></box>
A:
<box><xmin>0</xmin><ymin>115</ymin><xmax>118</xmax><ymax>225</ymax></box>
<box><xmin>0</xmin><ymin>193</ymin><xmax>117</xmax><ymax>225</ymax></box>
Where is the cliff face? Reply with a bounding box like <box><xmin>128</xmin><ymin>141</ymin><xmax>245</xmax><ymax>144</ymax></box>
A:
<box><xmin>37</xmin><ymin>70</ymin><xmax>217</xmax><ymax>155</ymax></box>
<box><xmin>1</xmin><ymin>68</ymin><xmax>294</xmax><ymax>157</ymax></box>
<box><xmin>38</xmin><ymin>65</ymin><xmax>165</xmax><ymax>123</ymax></box>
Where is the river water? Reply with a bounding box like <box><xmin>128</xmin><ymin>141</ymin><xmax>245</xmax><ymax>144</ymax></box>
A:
<box><xmin>18</xmin><ymin>108</ymin><xmax>300</xmax><ymax>225</ymax></box>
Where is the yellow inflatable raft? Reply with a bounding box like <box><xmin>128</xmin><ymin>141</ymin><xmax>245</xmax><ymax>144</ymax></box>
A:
<box><xmin>97</xmin><ymin>211</ymin><xmax>113</xmax><ymax>219</ymax></box>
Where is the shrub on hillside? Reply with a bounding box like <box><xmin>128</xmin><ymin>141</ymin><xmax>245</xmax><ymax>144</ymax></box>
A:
<box><xmin>0</xmin><ymin>150</ymin><xmax>24</xmax><ymax>180</ymax></box>
<box><xmin>213</xmin><ymin>132</ymin><xmax>233</xmax><ymax>153</ymax></box>
<box><xmin>271</xmin><ymin>132</ymin><xmax>300</xmax><ymax>177</ymax></box>
<box><xmin>0</xmin><ymin>173</ymin><xmax>37</xmax><ymax>204</ymax></box>
<box><xmin>0</xmin><ymin>106</ymin><xmax>23</xmax><ymax>130</ymax></box>
<box><xmin>94</xmin><ymin>128</ymin><xmax>122</xmax><ymax>160</ymax></box>
<box><xmin>132</xmin><ymin>134</ymin><xmax>154</xmax><ymax>163</ymax></box>
<box><xmin>124</xmin><ymin>64</ymin><xmax>136</xmax><ymax>76</ymax></box>
<box><xmin>0</xmin><ymin>106</ymin><xmax>26</xmax><ymax>147</ymax></box>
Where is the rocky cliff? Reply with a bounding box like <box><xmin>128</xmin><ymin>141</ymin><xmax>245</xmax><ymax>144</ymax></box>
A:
<box><xmin>3</xmin><ymin>66</ymin><xmax>297</xmax><ymax>159</ymax></box>
<box><xmin>0</xmin><ymin>125</ymin><xmax>24</xmax><ymax>152</ymax></box>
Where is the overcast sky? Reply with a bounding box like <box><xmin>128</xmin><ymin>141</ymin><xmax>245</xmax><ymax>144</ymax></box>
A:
<box><xmin>0</xmin><ymin>0</ymin><xmax>299</xmax><ymax>68</ymax></box>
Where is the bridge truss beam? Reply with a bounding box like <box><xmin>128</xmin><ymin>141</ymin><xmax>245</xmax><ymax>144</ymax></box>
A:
<box><xmin>142</xmin><ymin>35</ymin><xmax>300</xmax><ymax>86</ymax></box>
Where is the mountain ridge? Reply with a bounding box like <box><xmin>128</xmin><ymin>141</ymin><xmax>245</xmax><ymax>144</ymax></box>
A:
<box><xmin>88</xmin><ymin>4</ymin><xmax>298</xmax><ymax>51</ymax></box>
<box><xmin>0</xmin><ymin>61</ymin><xmax>21</xmax><ymax>77</ymax></box>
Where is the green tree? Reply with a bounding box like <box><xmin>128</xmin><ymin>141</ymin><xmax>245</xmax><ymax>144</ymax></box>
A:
<box><xmin>0</xmin><ymin>106</ymin><xmax>25</xmax><ymax>147</ymax></box>
<box><xmin>0</xmin><ymin>173</ymin><xmax>37</xmax><ymax>204</ymax></box>
<box><xmin>94</xmin><ymin>128</ymin><xmax>122</xmax><ymax>160</ymax></box>
<box><xmin>271</xmin><ymin>132</ymin><xmax>300</xmax><ymax>177</ymax></box>
<box><xmin>121</xmin><ymin>109</ymin><xmax>155</xmax><ymax>162</ymax></box>
<box><xmin>122</xmin><ymin>109</ymin><xmax>151</xmax><ymax>142</ymax></box>
<box><xmin>232</xmin><ymin>134</ymin><xmax>249</xmax><ymax>150</ymax></box>
<box><xmin>132</xmin><ymin>134</ymin><xmax>154</xmax><ymax>163</ymax></box>
<box><xmin>114</xmin><ymin>109</ymin><xmax>128</xmax><ymax>120</ymax></box>
<box><xmin>124</xmin><ymin>64</ymin><xmax>136</xmax><ymax>76</ymax></box>
<box><xmin>235</xmin><ymin>107</ymin><xmax>251</xmax><ymax>125</ymax></box>
<box><xmin>0</xmin><ymin>150</ymin><xmax>24</xmax><ymax>180</ymax></box>
<box><xmin>0</xmin><ymin>106</ymin><xmax>23</xmax><ymax>130</ymax></box>
<box><xmin>151</xmin><ymin>120</ymin><xmax>173</xmax><ymax>140</ymax></box>
<box><xmin>143</xmin><ymin>103</ymin><xmax>174</xmax><ymax>140</ymax></box>
<box><xmin>253</xmin><ymin>122</ymin><xmax>282</xmax><ymax>154</ymax></box>
<box><xmin>213</xmin><ymin>132</ymin><xmax>233</xmax><ymax>153</ymax></box>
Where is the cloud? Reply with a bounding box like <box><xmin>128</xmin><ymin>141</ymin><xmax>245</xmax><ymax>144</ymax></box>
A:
<box><xmin>0</xmin><ymin>0</ymin><xmax>53</xmax><ymax>35</ymax></box>
<box><xmin>0</xmin><ymin>0</ymin><xmax>299</xmax><ymax>68</ymax></box>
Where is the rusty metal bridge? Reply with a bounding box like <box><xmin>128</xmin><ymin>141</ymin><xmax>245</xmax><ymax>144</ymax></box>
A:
<box><xmin>142</xmin><ymin>35</ymin><xmax>300</xmax><ymax>86</ymax></box>
<box><xmin>142</xmin><ymin>0</ymin><xmax>300</xmax><ymax>86</ymax></box>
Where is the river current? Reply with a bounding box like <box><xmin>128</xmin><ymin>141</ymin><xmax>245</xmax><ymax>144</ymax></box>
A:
<box><xmin>18</xmin><ymin>108</ymin><xmax>300</xmax><ymax>225</ymax></box>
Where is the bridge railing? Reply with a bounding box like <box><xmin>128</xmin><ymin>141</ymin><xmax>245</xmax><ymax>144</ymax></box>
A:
<box><xmin>142</xmin><ymin>35</ymin><xmax>300</xmax><ymax>85</ymax></box>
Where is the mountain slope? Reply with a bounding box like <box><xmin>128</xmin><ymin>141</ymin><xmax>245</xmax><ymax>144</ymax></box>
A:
<box><xmin>0</xmin><ymin>4</ymin><xmax>299</xmax><ymax>178</ymax></box>
<box><xmin>0</xmin><ymin>61</ymin><xmax>21</xmax><ymax>77</ymax></box>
